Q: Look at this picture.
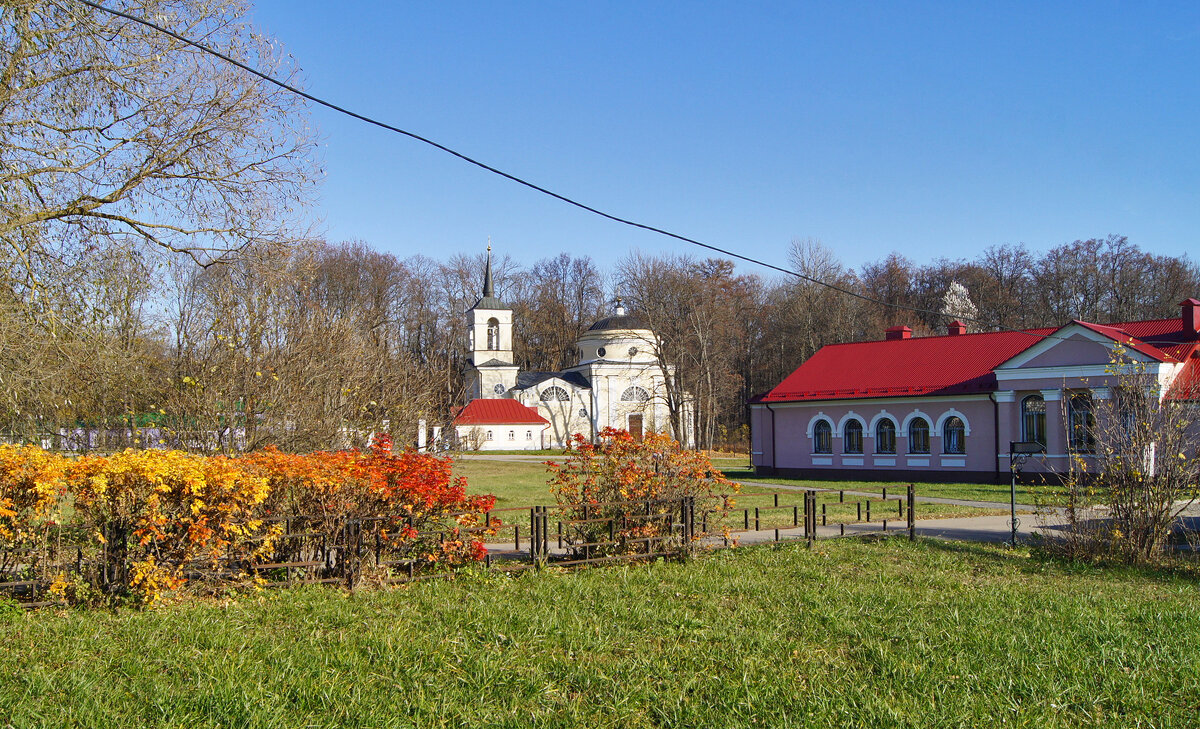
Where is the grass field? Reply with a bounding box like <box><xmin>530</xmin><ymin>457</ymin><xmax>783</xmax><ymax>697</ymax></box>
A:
<box><xmin>4</xmin><ymin>538</ymin><xmax>1198</xmax><ymax>727</ymax></box>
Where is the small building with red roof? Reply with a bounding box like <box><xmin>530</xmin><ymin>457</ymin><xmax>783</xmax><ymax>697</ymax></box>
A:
<box><xmin>452</xmin><ymin>398</ymin><xmax>551</xmax><ymax>451</ymax></box>
<box><xmin>750</xmin><ymin>299</ymin><xmax>1200</xmax><ymax>482</ymax></box>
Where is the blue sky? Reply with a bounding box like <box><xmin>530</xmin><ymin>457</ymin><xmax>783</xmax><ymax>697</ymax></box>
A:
<box><xmin>252</xmin><ymin>1</ymin><xmax>1200</xmax><ymax>275</ymax></box>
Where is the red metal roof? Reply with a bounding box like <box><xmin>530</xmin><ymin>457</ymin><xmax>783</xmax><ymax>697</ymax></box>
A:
<box><xmin>756</xmin><ymin>316</ymin><xmax>1199</xmax><ymax>404</ymax></box>
<box><xmin>453</xmin><ymin>398</ymin><xmax>549</xmax><ymax>426</ymax></box>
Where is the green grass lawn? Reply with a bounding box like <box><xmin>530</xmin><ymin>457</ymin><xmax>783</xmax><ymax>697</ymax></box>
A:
<box><xmin>4</xmin><ymin>538</ymin><xmax>1198</xmax><ymax>727</ymax></box>
<box><xmin>453</xmin><ymin>457</ymin><xmax>563</xmax><ymax>509</ymax></box>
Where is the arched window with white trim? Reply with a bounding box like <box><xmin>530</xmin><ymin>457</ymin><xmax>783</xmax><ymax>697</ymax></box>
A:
<box><xmin>620</xmin><ymin>386</ymin><xmax>651</xmax><ymax>402</ymax></box>
<box><xmin>908</xmin><ymin>418</ymin><xmax>930</xmax><ymax>454</ymax></box>
<box><xmin>540</xmin><ymin>386</ymin><xmax>570</xmax><ymax>402</ymax></box>
<box><xmin>813</xmin><ymin>420</ymin><xmax>832</xmax><ymax>454</ymax></box>
<box><xmin>875</xmin><ymin>418</ymin><xmax>896</xmax><ymax>454</ymax></box>
<box><xmin>942</xmin><ymin>416</ymin><xmax>966</xmax><ymax>454</ymax></box>
<box><xmin>843</xmin><ymin>420</ymin><xmax>863</xmax><ymax>454</ymax></box>
<box><xmin>486</xmin><ymin>318</ymin><xmax>500</xmax><ymax>350</ymax></box>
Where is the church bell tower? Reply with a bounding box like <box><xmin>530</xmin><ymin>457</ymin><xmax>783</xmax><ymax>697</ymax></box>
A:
<box><xmin>466</xmin><ymin>246</ymin><xmax>519</xmax><ymax>400</ymax></box>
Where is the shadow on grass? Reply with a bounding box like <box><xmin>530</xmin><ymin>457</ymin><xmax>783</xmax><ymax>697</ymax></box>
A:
<box><xmin>771</xmin><ymin>529</ymin><xmax>1200</xmax><ymax>588</ymax></box>
<box><xmin>906</xmin><ymin>530</ymin><xmax>1200</xmax><ymax>585</ymax></box>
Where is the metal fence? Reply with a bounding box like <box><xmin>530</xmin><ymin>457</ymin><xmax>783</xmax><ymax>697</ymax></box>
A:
<box><xmin>1</xmin><ymin>485</ymin><xmax>918</xmax><ymax>607</ymax></box>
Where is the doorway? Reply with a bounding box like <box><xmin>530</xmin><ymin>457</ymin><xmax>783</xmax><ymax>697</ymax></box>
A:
<box><xmin>627</xmin><ymin>413</ymin><xmax>644</xmax><ymax>442</ymax></box>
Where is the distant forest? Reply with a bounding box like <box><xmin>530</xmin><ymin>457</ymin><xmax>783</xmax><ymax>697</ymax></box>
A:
<box><xmin>4</xmin><ymin>235</ymin><xmax>1197</xmax><ymax>452</ymax></box>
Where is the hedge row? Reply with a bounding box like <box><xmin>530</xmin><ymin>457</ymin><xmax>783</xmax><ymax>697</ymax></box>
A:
<box><xmin>0</xmin><ymin>436</ymin><xmax>494</xmax><ymax>606</ymax></box>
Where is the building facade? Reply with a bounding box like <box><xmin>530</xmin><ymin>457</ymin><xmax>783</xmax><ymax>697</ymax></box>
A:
<box><xmin>750</xmin><ymin>300</ymin><xmax>1200</xmax><ymax>482</ymax></box>
<box><xmin>452</xmin><ymin>398</ymin><xmax>550</xmax><ymax>451</ymax></box>
<box><xmin>460</xmin><ymin>248</ymin><xmax>692</xmax><ymax>448</ymax></box>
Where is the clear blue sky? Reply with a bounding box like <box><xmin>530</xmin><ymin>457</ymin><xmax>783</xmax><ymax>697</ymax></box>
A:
<box><xmin>252</xmin><ymin>1</ymin><xmax>1200</xmax><ymax>275</ymax></box>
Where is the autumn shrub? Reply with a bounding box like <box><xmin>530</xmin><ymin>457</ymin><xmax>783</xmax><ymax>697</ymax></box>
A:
<box><xmin>546</xmin><ymin>428</ymin><xmax>737</xmax><ymax>557</ymax></box>
<box><xmin>240</xmin><ymin>436</ymin><xmax>496</xmax><ymax>581</ymax></box>
<box><xmin>0</xmin><ymin>438</ymin><xmax>497</xmax><ymax>607</ymax></box>
<box><xmin>1048</xmin><ymin>349</ymin><xmax>1200</xmax><ymax>565</ymax></box>
<box><xmin>0</xmin><ymin>445</ymin><xmax>70</xmax><ymax>580</ymax></box>
<box><xmin>66</xmin><ymin>449</ymin><xmax>272</xmax><ymax>606</ymax></box>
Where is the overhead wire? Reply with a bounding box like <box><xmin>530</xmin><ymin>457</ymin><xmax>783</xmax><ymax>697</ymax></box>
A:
<box><xmin>72</xmin><ymin>0</ymin><xmax>1196</xmax><ymax>351</ymax></box>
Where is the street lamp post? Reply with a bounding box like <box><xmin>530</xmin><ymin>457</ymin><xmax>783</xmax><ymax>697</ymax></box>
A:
<box><xmin>1008</xmin><ymin>441</ymin><xmax>1044</xmax><ymax>545</ymax></box>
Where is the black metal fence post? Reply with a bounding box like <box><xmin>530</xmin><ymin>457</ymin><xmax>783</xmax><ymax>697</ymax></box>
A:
<box><xmin>907</xmin><ymin>484</ymin><xmax>916</xmax><ymax>541</ymax></box>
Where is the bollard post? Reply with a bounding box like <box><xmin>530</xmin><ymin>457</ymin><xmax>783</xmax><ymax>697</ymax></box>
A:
<box><xmin>907</xmin><ymin>484</ymin><xmax>916</xmax><ymax>541</ymax></box>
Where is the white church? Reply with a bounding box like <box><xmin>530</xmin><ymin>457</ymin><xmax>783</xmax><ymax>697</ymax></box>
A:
<box><xmin>453</xmin><ymin>249</ymin><xmax>693</xmax><ymax>450</ymax></box>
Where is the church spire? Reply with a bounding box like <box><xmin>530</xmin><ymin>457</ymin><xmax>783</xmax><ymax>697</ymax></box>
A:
<box><xmin>482</xmin><ymin>241</ymin><xmax>494</xmax><ymax>298</ymax></box>
<box><xmin>472</xmin><ymin>241</ymin><xmax>510</xmax><ymax>311</ymax></box>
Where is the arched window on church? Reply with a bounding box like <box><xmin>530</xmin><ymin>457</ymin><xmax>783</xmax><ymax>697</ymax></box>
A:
<box><xmin>486</xmin><ymin>318</ymin><xmax>500</xmax><ymax>350</ymax></box>
<box><xmin>620</xmin><ymin>386</ymin><xmax>651</xmax><ymax>402</ymax></box>
<box><xmin>540</xmin><ymin>386</ymin><xmax>570</xmax><ymax>402</ymax></box>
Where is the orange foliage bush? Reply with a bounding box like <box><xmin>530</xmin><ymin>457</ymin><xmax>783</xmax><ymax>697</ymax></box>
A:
<box><xmin>0</xmin><ymin>438</ymin><xmax>496</xmax><ymax>607</ymax></box>
<box><xmin>546</xmin><ymin>428</ymin><xmax>737</xmax><ymax>557</ymax></box>
<box><xmin>0</xmin><ymin>444</ymin><xmax>69</xmax><ymax>555</ymax></box>
<box><xmin>241</xmin><ymin>436</ymin><xmax>496</xmax><ymax>574</ymax></box>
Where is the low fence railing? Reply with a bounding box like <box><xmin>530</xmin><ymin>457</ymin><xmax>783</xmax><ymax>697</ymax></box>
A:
<box><xmin>1</xmin><ymin>485</ymin><xmax>917</xmax><ymax>607</ymax></box>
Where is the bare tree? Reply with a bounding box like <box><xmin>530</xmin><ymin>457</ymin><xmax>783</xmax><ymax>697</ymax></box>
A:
<box><xmin>0</xmin><ymin>0</ymin><xmax>316</xmax><ymax>294</ymax></box>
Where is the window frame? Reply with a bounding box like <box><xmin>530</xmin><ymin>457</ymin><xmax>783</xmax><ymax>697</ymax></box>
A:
<box><xmin>1021</xmin><ymin>394</ymin><xmax>1047</xmax><ymax>447</ymax></box>
<box><xmin>620</xmin><ymin>385</ymin><xmax>651</xmax><ymax>402</ymax></box>
<box><xmin>812</xmin><ymin>420</ymin><xmax>833</xmax><ymax>454</ymax></box>
<box><xmin>540</xmin><ymin>385</ymin><xmax>570</xmax><ymax>402</ymax></box>
<box><xmin>843</xmin><ymin>420</ymin><xmax>864</xmax><ymax>454</ymax></box>
<box><xmin>1067</xmin><ymin>392</ymin><xmax>1096</xmax><ymax>454</ymax></box>
<box><xmin>942</xmin><ymin>416</ymin><xmax>966</xmax><ymax>454</ymax></box>
<box><xmin>908</xmin><ymin>417</ymin><xmax>931</xmax><ymax>454</ymax></box>
<box><xmin>875</xmin><ymin>418</ymin><xmax>897</xmax><ymax>454</ymax></box>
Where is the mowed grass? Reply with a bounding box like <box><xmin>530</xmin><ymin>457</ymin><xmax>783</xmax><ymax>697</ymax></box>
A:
<box><xmin>3</xmin><ymin>539</ymin><xmax>1199</xmax><ymax>727</ymax></box>
<box><xmin>452</xmin><ymin>457</ymin><xmax>561</xmax><ymax>508</ymax></box>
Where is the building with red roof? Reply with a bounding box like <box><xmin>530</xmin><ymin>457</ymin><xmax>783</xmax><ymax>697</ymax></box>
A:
<box><xmin>452</xmin><ymin>398</ymin><xmax>550</xmax><ymax>451</ymax></box>
<box><xmin>750</xmin><ymin>299</ymin><xmax>1200</xmax><ymax>482</ymax></box>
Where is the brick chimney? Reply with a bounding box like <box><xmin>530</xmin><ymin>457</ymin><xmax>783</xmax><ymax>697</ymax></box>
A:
<box><xmin>947</xmin><ymin>320</ymin><xmax>967</xmax><ymax>336</ymax></box>
<box><xmin>885</xmin><ymin>325</ymin><xmax>912</xmax><ymax>341</ymax></box>
<box><xmin>1182</xmin><ymin>298</ymin><xmax>1200</xmax><ymax>336</ymax></box>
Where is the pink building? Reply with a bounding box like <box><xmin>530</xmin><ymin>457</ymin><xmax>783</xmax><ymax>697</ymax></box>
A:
<box><xmin>750</xmin><ymin>299</ymin><xmax>1200</xmax><ymax>483</ymax></box>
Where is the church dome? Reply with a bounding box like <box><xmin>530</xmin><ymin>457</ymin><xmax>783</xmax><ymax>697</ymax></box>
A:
<box><xmin>586</xmin><ymin>312</ymin><xmax>648</xmax><ymax>332</ymax></box>
<box><xmin>586</xmin><ymin>300</ymin><xmax>649</xmax><ymax>332</ymax></box>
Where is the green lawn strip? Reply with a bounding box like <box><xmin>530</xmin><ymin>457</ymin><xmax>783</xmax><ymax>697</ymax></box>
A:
<box><xmin>453</xmin><ymin>457</ymin><xmax>562</xmax><ymax>509</ymax></box>
<box><xmin>3</xmin><ymin>539</ymin><xmax>1198</xmax><ymax>727</ymax></box>
<box><xmin>455</xmin><ymin>449</ymin><xmax>570</xmax><ymax>456</ymax></box>
<box><xmin>722</xmin><ymin>469</ymin><xmax>1069</xmax><ymax>506</ymax></box>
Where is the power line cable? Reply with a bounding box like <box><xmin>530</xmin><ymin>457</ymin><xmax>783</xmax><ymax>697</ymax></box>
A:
<box><xmin>73</xmin><ymin>0</ymin><xmax>1196</xmax><ymax>352</ymax></box>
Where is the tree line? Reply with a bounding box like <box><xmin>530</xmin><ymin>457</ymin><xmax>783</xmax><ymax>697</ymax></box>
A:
<box><xmin>2</xmin><ymin>234</ymin><xmax>1196</xmax><ymax>453</ymax></box>
<box><xmin>3</xmin><ymin>1</ymin><xmax>1197</xmax><ymax>452</ymax></box>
